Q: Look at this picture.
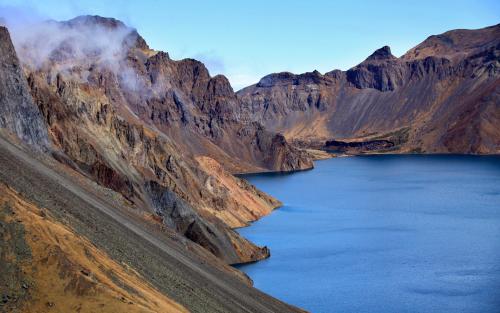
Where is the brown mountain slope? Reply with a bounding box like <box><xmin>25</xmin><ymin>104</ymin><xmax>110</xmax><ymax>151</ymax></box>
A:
<box><xmin>238</xmin><ymin>24</ymin><xmax>500</xmax><ymax>154</ymax></box>
<box><xmin>403</xmin><ymin>24</ymin><xmax>500</xmax><ymax>61</ymax></box>
<box><xmin>0</xmin><ymin>183</ymin><xmax>187</xmax><ymax>313</ymax></box>
<box><xmin>1</xmin><ymin>16</ymin><xmax>312</xmax><ymax>264</ymax></box>
<box><xmin>1</xmin><ymin>20</ymin><xmax>259</xmax><ymax>266</ymax></box>
<box><xmin>0</xmin><ymin>134</ymin><xmax>304</xmax><ymax>313</ymax></box>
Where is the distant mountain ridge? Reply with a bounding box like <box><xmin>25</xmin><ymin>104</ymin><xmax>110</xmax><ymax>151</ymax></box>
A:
<box><xmin>238</xmin><ymin>23</ymin><xmax>500</xmax><ymax>154</ymax></box>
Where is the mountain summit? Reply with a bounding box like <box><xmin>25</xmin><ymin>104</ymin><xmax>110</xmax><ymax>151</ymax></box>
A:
<box><xmin>238</xmin><ymin>23</ymin><xmax>500</xmax><ymax>154</ymax></box>
<box><xmin>365</xmin><ymin>45</ymin><xmax>396</xmax><ymax>61</ymax></box>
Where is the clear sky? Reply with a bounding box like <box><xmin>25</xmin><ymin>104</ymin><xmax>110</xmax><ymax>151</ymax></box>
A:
<box><xmin>1</xmin><ymin>0</ymin><xmax>499</xmax><ymax>90</ymax></box>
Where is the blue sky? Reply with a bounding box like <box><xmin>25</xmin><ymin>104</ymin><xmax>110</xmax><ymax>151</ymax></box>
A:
<box><xmin>1</xmin><ymin>0</ymin><xmax>499</xmax><ymax>90</ymax></box>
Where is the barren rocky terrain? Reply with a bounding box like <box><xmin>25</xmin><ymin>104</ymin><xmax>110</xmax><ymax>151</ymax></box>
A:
<box><xmin>0</xmin><ymin>18</ymin><xmax>308</xmax><ymax>312</ymax></box>
<box><xmin>0</xmin><ymin>133</ymin><xmax>303</xmax><ymax>313</ymax></box>
<box><xmin>0</xmin><ymin>13</ymin><xmax>499</xmax><ymax>313</ymax></box>
<box><xmin>1</xmin><ymin>17</ymin><xmax>313</xmax><ymax>265</ymax></box>
<box><xmin>238</xmin><ymin>24</ymin><xmax>500</xmax><ymax>154</ymax></box>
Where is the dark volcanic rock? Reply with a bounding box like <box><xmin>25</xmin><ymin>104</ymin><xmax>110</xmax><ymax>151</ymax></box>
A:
<box><xmin>365</xmin><ymin>45</ymin><xmax>396</xmax><ymax>61</ymax></box>
<box><xmin>238</xmin><ymin>24</ymin><xmax>500</xmax><ymax>154</ymax></box>
<box><xmin>0</xmin><ymin>27</ymin><xmax>49</xmax><ymax>149</ymax></box>
<box><xmin>257</xmin><ymin>70</ymin><xmax>325</xmax><ymax>87</ymax></box>
<box><xmin>324</xmin><ymin>139</ymin><xmax>395</xmax><ymax>153</ymax></box>
<box><xmin>346</xmin><ymin>46</ymin><xmax>404</xmax><ymax>91</ymax></box>
<box><xmin>266</xmin><ymin>133</ymin><xmax>313</xmax><ymax>171</ymax></box>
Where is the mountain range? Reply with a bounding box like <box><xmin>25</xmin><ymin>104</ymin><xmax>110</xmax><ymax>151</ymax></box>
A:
<box><xmin>239</xmin><ymin>24</ymin><xmax>499</xmax><ymax>154</ymax></box>
<box><xmin>0</xmin><ymin>15</ymin><xmax>498</xmax><ymax>312</ymax></box>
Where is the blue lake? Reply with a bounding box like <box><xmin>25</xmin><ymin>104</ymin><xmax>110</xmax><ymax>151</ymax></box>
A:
<box><xmin>237</xmin><ymin>155</ymin><xmax>500</xmax><ymax>313</ymax></box>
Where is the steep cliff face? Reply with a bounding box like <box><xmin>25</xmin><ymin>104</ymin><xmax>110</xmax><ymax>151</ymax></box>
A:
<box><xmin>346</xmin><ymin>46</ymin><xmax>404</xmax><ymax>91</ymax></box>
<box><xmin>1</xmin><ymin>15</ymin><xmax>310</xmax><ymax>265</ymax></box>
<box><xmin>123</xmin><ymin>43</ymin><xmax>312</xmax><ymax>173</ymax></box>
<box><xmin>0</xmin><ymin>26</ymin><xmax>49</xmax><ymax>149</ymax></box>
<box><xmin>238</xmin><ymin>24</ymin><xmax>500</xmax><ymax>154</ymax></box>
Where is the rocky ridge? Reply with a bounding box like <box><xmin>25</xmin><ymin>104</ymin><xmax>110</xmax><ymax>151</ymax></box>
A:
<box><xmin>0</xmin><ymin>16</ymin><xmax>308</xmax><ymax>311</ymax></box>
<box><xmin>1</xmin><ymin>15</ymin><xmax>311</xmax><ymax>265</ymax></box>
<box><xmin>238</xmin><ymin>24</ymin><xmax>500</xmax><ymax>154</ymax></box>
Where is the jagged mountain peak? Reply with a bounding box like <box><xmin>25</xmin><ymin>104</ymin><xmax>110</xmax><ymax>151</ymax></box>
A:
<box><xmin>238</xmin><ymin>22</ymin><xmax>500</xmax><ymax>153</ymax></box>
<box><xmin>64</xmin><ymin>15</ymin><xmax>128</xmax><ymax>29</ymax></box>
<box><xmin>64</xmin><ymin>15</ymin><xmax>150</xmax><ymax>51</ymax></box>
<box><xmin>1</xmin><ymin>14</ymin><xmax>312</xmax><ymax>267</ymax></box>
<box><xmin>364</xmin><ymin>45</ymin><xmax>396</xmax><ymax>62</ymax></box>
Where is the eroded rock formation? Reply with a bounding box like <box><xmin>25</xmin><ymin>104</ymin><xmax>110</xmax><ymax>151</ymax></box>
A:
<box><xmin>0</xmin><ymin>27</ymin><xmax>49</xmax><ymax>149</ymax></box>
<box><xmin>238</xmin><ymin>24</ymin><xmax>500</xmax><ymax>154</ymax></box>
<box><xmin>1</xmin><ymin>15</ymin><xmax>311</xmax><ymax>265</ymax></box>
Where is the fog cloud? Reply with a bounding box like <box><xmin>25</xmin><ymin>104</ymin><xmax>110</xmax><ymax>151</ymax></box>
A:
<box><xmin>0</xmin><ymin>6</ymin><xmax>153</xmax><ymax>101</ymax></box>
<box><xmin>2</xmin><ymin>14</ymin><xmax>134</xmax><ymax>73</ymax></box>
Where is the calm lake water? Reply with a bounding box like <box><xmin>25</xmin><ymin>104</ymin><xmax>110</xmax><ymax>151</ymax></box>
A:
<box><xmin>237</xmin><ymin>155</ymin><xmax>500</xmax><ymax>313</ymax></box>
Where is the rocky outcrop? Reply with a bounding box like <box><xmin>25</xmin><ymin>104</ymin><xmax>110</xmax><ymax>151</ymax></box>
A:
<box><xmin>196</xmin><ymin>156</ymin><xmax>281</xmax><ymax>228</ymax></box>
<box><xmin>238</xmin><ymin>24</ymin><xmax>500</xmax><ymax>154</ymax></box>
<box><xmin>0</xmin><ymin>26</ymin><xmax>49</xmax><ymax>149</ymax></box>
<box><xmin>346</xmin><ymin>46</ymin><xmax>405</xmax><ymax>91</ymax></box>
<box><xmin>127</xmin><ymin>44</ymin><xmax>312</xmax><ymax>173</ymax></box>
<box><xmin>265</xmin><ymin>133</ymin><xmax>313</xmax><ymax>171</ymax></box>
<box><xmin>324</xmin><ymin>139</ymin><xmax>395</xmax><ymax>153</ymax></box>
<box><xmin>25</xmin><ymin>59</ymin><xmax>269</xmax><ymax>264</ymax></box>
<box><xmin>1</xmin><ymin>15</ymin><xmax>311</xmax><ymax>265</ymax></box>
